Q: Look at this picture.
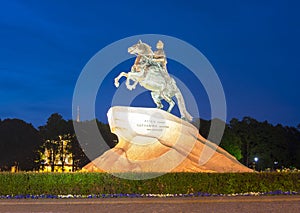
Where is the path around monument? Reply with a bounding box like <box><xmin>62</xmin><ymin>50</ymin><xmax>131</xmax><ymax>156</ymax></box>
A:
<box><xmin>0</xmin><ymin>196</ymin><xmax>299</xmax><ymax>212</ymax></box>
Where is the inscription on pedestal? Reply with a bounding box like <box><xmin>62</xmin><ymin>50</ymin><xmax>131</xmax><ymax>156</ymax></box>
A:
<box><xmin>136</xmin><ymin>119</ymin><xmax>169</xmax><ymax>131</ymax></box>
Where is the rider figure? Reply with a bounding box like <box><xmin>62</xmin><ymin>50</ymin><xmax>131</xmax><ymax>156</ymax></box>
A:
<box><xmin>131</xmin><ymin>40</ymin><xmax>167</xmax><ymax>73</ymax></box>
<box><xmin>153</xmin><ymin>40</ymin><xmax>170</xmax><ymax>81</ymax></box>
<box><xmin>153</xmin><ymin>40</ymin><xmax>167</xmax><ymax>69</ymax></box>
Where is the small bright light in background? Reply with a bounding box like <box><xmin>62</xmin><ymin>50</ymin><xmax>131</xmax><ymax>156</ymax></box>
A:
<box><xmin>254</xmin><ymin>157</ymin><xmax>259</xmax><ymax>162</ymax></box>
<box><xmin>274</xmin><ymin>161</ymin><xmax>278</xmax><ymax>165</ymax></box>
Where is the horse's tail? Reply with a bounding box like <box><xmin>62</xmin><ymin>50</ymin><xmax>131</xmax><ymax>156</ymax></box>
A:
<box><xmin>175</xmin><ymin>89</ymin><xmax>193</xmax><ymax>122</ymax></box>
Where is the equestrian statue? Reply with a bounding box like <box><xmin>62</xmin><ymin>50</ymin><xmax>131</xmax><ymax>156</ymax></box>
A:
<box><xmin>114</xmin><ymin>40</ymin><xmax>193</xmax><ymax>122</ymax></box>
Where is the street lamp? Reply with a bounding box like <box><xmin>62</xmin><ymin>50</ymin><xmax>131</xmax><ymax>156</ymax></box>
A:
<box><xmin>274</xmin><ymin>161</ymin><xmax>279</xmax><ymax>170</ymax></box>
<box><xmin>253</xmin><ymin>157</ymin><xmax>259</xmax><ymax>171</ymax></box>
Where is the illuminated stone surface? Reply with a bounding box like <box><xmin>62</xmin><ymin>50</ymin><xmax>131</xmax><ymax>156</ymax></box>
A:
<box><xmin>83</xmin><ymin>106</ymin><xmax>252</xmax><ymax>173</ymax></box>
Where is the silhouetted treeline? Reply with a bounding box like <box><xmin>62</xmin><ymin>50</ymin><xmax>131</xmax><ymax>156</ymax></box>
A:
<box><xmin>0</xmin><ymin>114</ymin><xmax>117</xmax><ymax>171</ymax></box>
<box><xmin>0</xmin><ymin>115</ymin><xmax>299</xmax><ymax>171</ymax></box>
<box><xmin>0</xmin><ymin>119</ymin><xmax>42</xmax><ymax>171</ymax></box>
<box><xmin>199</xmin><ymin>117</ymin><xmax>300</xmax><ymax>170</ymax></box>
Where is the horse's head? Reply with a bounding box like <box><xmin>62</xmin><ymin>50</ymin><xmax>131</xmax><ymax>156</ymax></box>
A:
<box><xmin>128</xmin><ymin>40</ymin><xmax>153</xmax><ymax>56</ymax></box>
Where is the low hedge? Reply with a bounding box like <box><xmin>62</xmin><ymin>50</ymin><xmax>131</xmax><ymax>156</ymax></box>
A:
<box><xmin>0</xmin><ymin>172</ymin><xmax>299</xmax><ymax>196</ymax></box>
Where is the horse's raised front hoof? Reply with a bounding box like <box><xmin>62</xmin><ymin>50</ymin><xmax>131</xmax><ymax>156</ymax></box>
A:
<box><xmin>114</xmin><ymin>81</ymin><xmax>120</xmax><ymax>88</ymax></box>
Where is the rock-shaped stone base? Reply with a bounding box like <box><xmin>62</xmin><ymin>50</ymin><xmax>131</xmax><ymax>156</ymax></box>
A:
<box><xmin>83</xmin><ymin>106</ymin><xmax>252</xmax><ymax>173</ymax></box>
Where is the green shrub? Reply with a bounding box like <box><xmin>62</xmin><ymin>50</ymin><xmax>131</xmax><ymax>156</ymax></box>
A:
<box><xmin>0</xmin><ymin>172</ymin><xmax>299</xmax><ymax>195</ymax></box>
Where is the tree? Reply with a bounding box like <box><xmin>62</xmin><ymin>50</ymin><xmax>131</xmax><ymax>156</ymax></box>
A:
<box><xmin>73</xmin><ymin>119</ymin><xmax>117</xmax><ymax>163</ymax></box>
<box><xmin>66</xmin><ymin>120</ymin><xmax>90</xmax><ymax>171</ymax></box>
<box><xmin>39</xmin><ymin>113</ymin><xmax>68</xmax><ymax>172</ymax></box>
<box><xmin>220</xmin><ymin>126</ymin><xmax>242</xmax><ymax>160</ymax></box>
<box><xmin>227</xmin><ymin>117</ymin><xmax>300</xmax><ymax>170</ymax></box>
<box><xmin>0</xmin><ymin>119</ymin><xmax>42</xmax><ymax>171</ymax></box>
<box><xmin>197</xmin><ymin>118</ymin><xmax>211</xmax><ymax>139</ymax></box>
<box><xmin>39</xmin><ymin>114</ymin><xmax>98</xmax><ymax>172</ymax></box>
<box><xmin>97</xmin><ymin>120</ymin><xmax>118</xmax><ymax>148</ymax></box>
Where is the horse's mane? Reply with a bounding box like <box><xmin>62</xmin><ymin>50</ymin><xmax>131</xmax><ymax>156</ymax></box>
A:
<box><xmin>140</xmin><ymin>42</ymin><xmax>153</xmax><ymax>55</ymax></box>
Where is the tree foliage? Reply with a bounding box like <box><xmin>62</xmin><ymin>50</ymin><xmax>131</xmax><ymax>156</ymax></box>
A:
<box><xmin>220</xmin><ymin>126</ymin><xmax>243</xmax><ymax>160</ymax></box>
<box><xmin>199</xmin><ymin>116</ymin><xmax>300</xmax><ymax>170</ymax></box>
<box><xmin>38</xmin><ymin>114</ymin><xmax>117</xmax><ymax>172</ymax></box>
<box><xmin>0</xmin><ymin>119</ymin><xmax>43</xmax><ymax>171</ymax></box>
<box><xmin>224</xmin><ymin>117</ymin><xmax>300</xmax><ymax>170</ymax></box>
<box><xmin>38</xmin><ymin>113</ymin><xmax>69</xmax><ymax>172</ymax></box>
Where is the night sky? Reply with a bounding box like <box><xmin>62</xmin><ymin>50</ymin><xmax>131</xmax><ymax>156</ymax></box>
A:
<box><xmin>1</xmin><ymin>0</ymin><xmax>299</xmax><ymax>127</ymax></box>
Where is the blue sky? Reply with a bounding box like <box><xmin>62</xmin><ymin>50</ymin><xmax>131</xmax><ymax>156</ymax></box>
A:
<box><xmin>0</xmin><ymin>0</ymin><xmax>299</xmax><ymax>127</ymax></box>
